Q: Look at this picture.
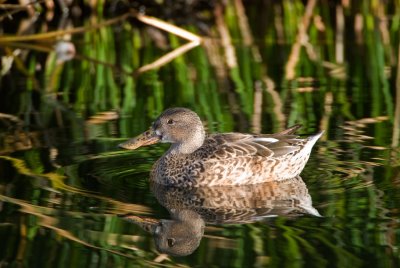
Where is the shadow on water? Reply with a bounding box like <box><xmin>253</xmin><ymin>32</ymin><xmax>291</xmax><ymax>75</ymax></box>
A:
<box><xmin>122</xmin><ymin>177</ymin><xmax>320</xmax><ymax>257</ymax></box>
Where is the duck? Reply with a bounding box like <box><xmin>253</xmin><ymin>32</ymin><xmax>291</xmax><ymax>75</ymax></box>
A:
<box><xmin>119</xmin><ymin>107</ymin><xmax>323</xmax><ymax>187</ymax></box>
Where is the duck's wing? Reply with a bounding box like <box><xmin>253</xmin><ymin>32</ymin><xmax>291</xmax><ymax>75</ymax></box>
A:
<box><xmin>272</xmin><ymin>124</ymin><xmax>302</xmax><ymax>135</ymax></box>
<box><xmin>202</xmin><ymin>132</ymin><xmax>303</xmax><ymax>160</ymax></box>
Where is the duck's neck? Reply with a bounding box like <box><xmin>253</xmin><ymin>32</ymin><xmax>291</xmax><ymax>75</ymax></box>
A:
<box><xmin>168</xmin><ymin>128</ymin><xmax>205</xmax><ymax>155</ymax></box>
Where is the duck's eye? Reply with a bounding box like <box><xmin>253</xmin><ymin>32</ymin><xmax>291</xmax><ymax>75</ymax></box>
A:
<box><xmin>167</xmin><ymin>119</ymin><xmax>174</xmax><ymax>125</ymax></box>
<box><xmin>167</xmin><ymin>238</ymin><xmax>175</xmax><ymax>247</ymax></box>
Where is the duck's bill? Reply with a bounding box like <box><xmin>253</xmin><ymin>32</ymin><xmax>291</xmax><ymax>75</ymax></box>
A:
<box><xmin>120</xmin><ymin>214</ymin><xmax>159</xmax><ymax>233</ymax></box>
<box><xmin>118</xmin><ymin>129</ymin><xmax>160</xmax><ymax>150</ymax></box>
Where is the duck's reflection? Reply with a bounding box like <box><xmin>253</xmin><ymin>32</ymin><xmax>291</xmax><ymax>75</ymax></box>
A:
<box><xmin>123</xmin><ymin>176</ymin><xmax>320</xmax><ymax>256</ymax></box>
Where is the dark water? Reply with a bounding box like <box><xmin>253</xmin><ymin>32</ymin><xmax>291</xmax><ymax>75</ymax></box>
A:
<box><xmin>1</xmin><ymin>1</ymin><xmax>400</xmax><ymax>267</ymax></box>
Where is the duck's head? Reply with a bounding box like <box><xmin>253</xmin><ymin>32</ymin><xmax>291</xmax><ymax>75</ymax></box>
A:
<box><xmin>119</xmin><ymin>107</ymin><xmax>206</xmax><ymax>154</ymax></box>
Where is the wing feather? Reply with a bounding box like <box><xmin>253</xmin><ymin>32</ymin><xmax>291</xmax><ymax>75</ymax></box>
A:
<box><xmin>202</xmin><ymin>132</ymin><xmax>301</xmax><ymax>160</ymax></box>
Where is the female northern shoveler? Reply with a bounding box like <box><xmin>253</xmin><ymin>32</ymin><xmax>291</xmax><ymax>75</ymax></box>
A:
<box><xmin>119</xmin><ymin>107</ymin><xmax>323</xmax><ymax>187</ymax></box>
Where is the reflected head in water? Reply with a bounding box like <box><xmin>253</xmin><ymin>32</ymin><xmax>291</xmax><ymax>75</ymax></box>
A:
<box><xmin>123</xmin><ymin>209</ymin><xmax>204</xmax><ymax>257</ymax></box>
<box><xmin>153</xmin><ymin>210</ymin><xmax>204</xmax><ymax>256</ymax></box>
<box><xmin>119</xmin><ymin>107</ymin><xmax>323</xmax><ymax>187</ymax></box>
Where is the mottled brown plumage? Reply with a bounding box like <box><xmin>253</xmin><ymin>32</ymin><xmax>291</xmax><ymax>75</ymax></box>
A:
<box><xmin>119</xmin><ymin>107</ymin><xmax>323</xmax><ymax>187</ymax></box>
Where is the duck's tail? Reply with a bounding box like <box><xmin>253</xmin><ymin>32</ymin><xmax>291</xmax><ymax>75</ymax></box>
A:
<box><xmin>308</xmin><ymin>130</ymin><xmax>324</xmax><ymax>144</ymax></box>
<box><xmin>302</xmin><ymin>130</ymin><xmax>324</xmax><ymax>154</ymax></box>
